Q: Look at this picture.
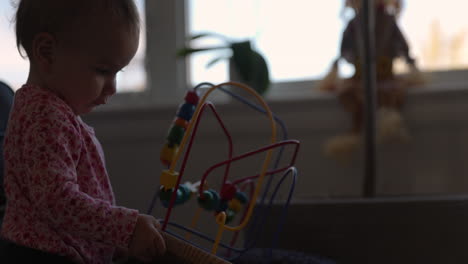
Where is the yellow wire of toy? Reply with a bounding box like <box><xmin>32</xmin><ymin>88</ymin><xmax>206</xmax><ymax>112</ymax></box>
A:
<box><xmin>167</xmin><ymin>81</ymin><xmax>277</xmax><ymax>255</ymax></box>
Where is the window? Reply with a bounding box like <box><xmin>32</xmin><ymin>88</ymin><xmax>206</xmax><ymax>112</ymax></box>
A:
<box><xmin>117</xmin><ymin>0</ymin><xmax>147</xmax><ymax>93</ymax></box>
<box><xmin>0</xmin><ymin>1</ymin><xmax>27</xmax><ymax>90</ymax></box>
<box><xmin>188</xmin><ymin>0</ymin><xmax>346</xmax><ymax>84</ymax></box>
<box><xmin>188</xmin><ymin>0</ymin><xmax>468</xmax><ymax>91</ymax></box>
<box><xmin>400</xmin><ymin>1</ymin><xmax>468</xmax><ymax>72</ymax></box>
<box><xmin>0</xmin><ymin>0</ymin><xmax>146</xmax><ymax>93</ymax></box>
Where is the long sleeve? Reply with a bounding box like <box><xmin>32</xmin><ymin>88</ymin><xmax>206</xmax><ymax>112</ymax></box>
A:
<box><xmin>2</xmin><ymin>84</ymin><xmax>139</xmax><ymax>263</ymax></box>
<box><xmin>21</xmin><ymin>110</ymin><xmax>138</xmax><ymax>248</ymax></box>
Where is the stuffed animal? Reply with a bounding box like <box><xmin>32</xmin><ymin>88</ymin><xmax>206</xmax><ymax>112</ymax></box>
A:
<box><xmin>319</xmin><ymin>0</ymin><xmax>425</xmax><ymax>163</ymax></box>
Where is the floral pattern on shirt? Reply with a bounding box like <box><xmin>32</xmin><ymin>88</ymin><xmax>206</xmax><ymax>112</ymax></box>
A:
<box><xmin>1</xmin><ymin>85</ymin><xmax>138</xmax><ymax>264</ymax></box>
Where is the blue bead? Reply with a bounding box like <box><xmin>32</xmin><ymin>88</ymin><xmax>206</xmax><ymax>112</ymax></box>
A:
<box><xmin>235</xmin><ymin>191</ymin><xmax>248</xmax><ymax>204</ymax></box>
<box><xmin>177</xmin><ymin>103</ymin><xmax>196</xmax><ymax>121</ymax></box>
<box><xmin>217</xmin><ymin>200</ymin><xmax>229</xmax><ymax>213</ymax></box>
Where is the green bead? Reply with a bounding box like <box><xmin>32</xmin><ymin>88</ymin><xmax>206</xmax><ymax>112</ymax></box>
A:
<box><xmin>178</xmin><ymin>184</ymin><xmax>192</xmax><ymax>202</ymax></box>
<box><xmin>167</xmin><ymin>124</ymin><xmax>185</xmax><ymax>145</ymax></box>
<box><xmin>159</xmin><ymin>186</ymin><xmax>192</xmax><ymax>206</ymax></box>
<box><xmin>197</xmin><ymin>189</ymin><xmax>220</xmax><ymax>211</ymax></box>
<box><xmin>159</xmin><ymin>187</ymin><xmax>172</xmax><ymax>201</ymax></box>
<box><xmin>225</xmin><ymin>209</ymin><xmax>236</xmax><ymax>224</ymax></box>
<box><xmin>175</xmin><ymin>189</ymin><xmax>185</xmax><ymax>204</ymax></box>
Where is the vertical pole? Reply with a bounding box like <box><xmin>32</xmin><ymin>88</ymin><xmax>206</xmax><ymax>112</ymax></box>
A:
<box><xmin>146</xmin><ymin>0</ymin><xmax>188</xmax><ymax>106</ymax></box>
<box><xmin>361</xmin><ymin>0</ymin><xmax>377</xmax><ymax>198</ymax></box>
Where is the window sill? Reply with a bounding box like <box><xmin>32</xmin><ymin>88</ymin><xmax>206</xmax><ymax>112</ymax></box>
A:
<box><xmin>95</xmin><ymin>69</ymin><xmax>468</xmax><ymax>115</ymax></box>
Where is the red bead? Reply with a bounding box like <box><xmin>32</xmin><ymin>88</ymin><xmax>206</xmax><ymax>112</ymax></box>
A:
<box><xmin>185</xmin><ymin>90</ymin><xmax>199</xmax><ymax>105</ymax></box>
<box><xmin>220</xmin><ymin>182</ymin><xmax>237</xmax><ymax>200</ymax></box>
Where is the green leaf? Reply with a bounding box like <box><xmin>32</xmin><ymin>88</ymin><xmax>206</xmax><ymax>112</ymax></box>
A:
<box><xmin>176</xmin><ymin>46</ymin><xmax>229</xmax><ymax>57</ymax></box>
<box><xmin>231</xmin><ymin>41</ymin><xmax>254</xmax><ymax>81</ymax></box>
<box><xmin>230</xmin><ymin>41</ymin><xmax>270</xmax><ymax>95</ymax></box>
<box><xmin>189</xmin><ymin>32</ymin><xmax>230</xmax><ymax>43</ymax></box>
<box><xmin>189</xmin><ymin>33</ymin><xmax>216</xmax><ymax>40</ymax></box>
<box><xmin>206</xmin><ymin>56</ymin><xmax>230</xmax><ymax>68</ymax></box>
<box><xmin>249</xmin><ymin>51</ymin><xmax>270</xmax><ymax>95</ymax></box>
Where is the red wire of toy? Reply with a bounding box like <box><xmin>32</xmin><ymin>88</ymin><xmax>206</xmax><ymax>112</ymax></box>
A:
<box><xmin>198</xmin><ymin>140</ymin><xmax>300</xmax><ymax>195</ymax></box>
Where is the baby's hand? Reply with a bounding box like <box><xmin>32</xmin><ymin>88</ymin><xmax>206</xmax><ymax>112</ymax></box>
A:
<box><xmin>128</xmin><ymin>214</ymin><xmax>166</xmax><ymax>262</ymax></box>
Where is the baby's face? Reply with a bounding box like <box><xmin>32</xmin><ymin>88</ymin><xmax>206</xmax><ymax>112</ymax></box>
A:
<box><xmin>49</xmin><ymin>16</ymin><xmax>139</xmax><ymax>115</ymax></box>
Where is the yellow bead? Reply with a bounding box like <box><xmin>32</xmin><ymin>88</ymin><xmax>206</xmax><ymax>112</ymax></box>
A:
<box><xmin>160</xmin><ymin>143</ymin><xmax>178</xmax><ymax>166</ymax></box>
<box><xmin>160</xmin><ymin>170</ymin><xmax>179</xmax><ymax>190</ymax></box>
<box><xmin>228</xmin><ymin>199</ymin><xmax>242</xmax><ymax>212</ymax></box>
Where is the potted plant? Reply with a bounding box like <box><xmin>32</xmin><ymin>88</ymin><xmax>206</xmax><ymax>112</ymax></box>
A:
<box><xmin>177</xmin><ymin>33</ymin><xmax>271</xmax><ymax>96</ymax></box>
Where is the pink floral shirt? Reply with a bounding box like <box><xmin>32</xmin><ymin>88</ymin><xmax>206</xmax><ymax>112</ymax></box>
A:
<box><xmin>1</xmin><ymin>85</ymin><xmax>139</xmax><ymax>263</ymax></box>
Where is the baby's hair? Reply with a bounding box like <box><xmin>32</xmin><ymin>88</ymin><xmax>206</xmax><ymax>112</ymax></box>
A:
<box><xmin>13</xmin><ymin>0</ymin><xmax>140</xmax><ymax>58</ymax></box>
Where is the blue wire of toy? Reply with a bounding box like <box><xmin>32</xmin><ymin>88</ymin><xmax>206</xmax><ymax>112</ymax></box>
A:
<box><xmin>147</xmin><ymin>188</ymin><xmax>160</xmax><ymax>214</ymax></box>
<box><xmin>262</xmin><ymin>167</ymin><xmax>297</xmax><ymax>261</ymax></box>
<box><xmin>225</xmin><ymin>167</ymin><xmax>297</xmax><ymax>262</ymax></box>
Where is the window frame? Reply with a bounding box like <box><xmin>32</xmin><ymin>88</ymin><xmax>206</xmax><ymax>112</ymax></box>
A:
<box><xmin>102</xmin><ymin>0</ymin><xmax>189</xmax><ymax>111</ymax></box>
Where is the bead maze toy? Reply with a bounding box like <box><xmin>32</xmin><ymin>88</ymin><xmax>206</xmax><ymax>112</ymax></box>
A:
<box><xmin>147</xmin><ymin>82</ymin><xmax>301</xmax><ymax>263</ymax></box>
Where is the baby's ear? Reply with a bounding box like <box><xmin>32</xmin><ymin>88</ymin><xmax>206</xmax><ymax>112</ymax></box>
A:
<box><xmin>32</xmin><ymin>32</ymin><xmax>56</xmax><ymax>72</ymax></box>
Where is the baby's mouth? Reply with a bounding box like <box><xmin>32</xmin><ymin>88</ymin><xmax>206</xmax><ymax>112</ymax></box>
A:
<box><xmin>93</xmin><ymin>97</ymin><xmax>109</xmax><ymax>106</ymax></box>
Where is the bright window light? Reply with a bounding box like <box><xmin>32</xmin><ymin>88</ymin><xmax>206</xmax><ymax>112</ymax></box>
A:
<box><xmin>188</xmin><ymin>0</ymin><xmax>468</xmax><ymax>85</ymax></box>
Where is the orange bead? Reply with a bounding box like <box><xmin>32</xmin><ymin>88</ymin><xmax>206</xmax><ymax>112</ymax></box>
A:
<box><xmin>174</xmin><ymin>117</ymin><xmax>189</xmax><ymax>129</ymax></box>
<box><xmin>228</xmin><ymin>199</ymin><xmax>242</xmax><ymax>212</ymax></box>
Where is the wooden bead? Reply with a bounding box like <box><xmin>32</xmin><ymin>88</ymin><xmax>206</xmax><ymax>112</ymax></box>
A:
<box><xmin>177</xmin><ymin>184</ymin><xmax>192</xmax><ymax>203</ymax></box>
<box><xmin>228</xmin><ymin>198</ymin><xmax>242</xmax><ymax>213</ymax></box>
<box><xmin>160</xmin><ymin>143</ymin><xmax>178</xmax><ymax>166</ymax></box>
<box><xmin>159</xmin><ymin>186</ymin><xmax>172</xmax><ymax>201</ymax></box>
<box><xmin>235</xmin><ymin>191</ymin><xmax>248</xmax><ymax>204</ymax></box>
<box><xmin>184</xmin><ymin>90</ymin><xmax>199</xmax><ymax>105</ymax></box>
<box><xmin>167</xmin><ymin>124</ymin><xmax>185</xmax><ymax>145</ymax></box>
<box><xmin>197</xmin><ymin>189</ymin><xmax>220</xmax><ymax>211</ymax></box>
<box><xmin>177</xmin><ymin>103</ymin><xmax>196</xmax><ymax>121</ymax></box>
<box><xmin>159</xmin><ymin>184</ymin><xmax>192</xmax><ymax>208</ymax></box>
<box><xmin>225</xmin><ymin>209</ymin><xmax>236</xmax><ymax>224</ymax></box>
<box><xmin>174</xmin><ymin>117</ymin><xmax>189</xmax><ymax>129</ymax></box>
<box><xmin>220</xmin><ymin>182</ymin><xmax>237</xmax><ymax>200</ymax></box>
<box><xmin>216</xmin><ymin>200</ymin><xmax>228</xmax><ymax>213</ymax></box>
<box><xmin>160</xmin><ymin>170</ymin><xmax>179</xmax><ymax>190</ymax></box>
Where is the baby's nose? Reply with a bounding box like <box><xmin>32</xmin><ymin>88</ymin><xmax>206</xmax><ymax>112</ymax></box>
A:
<box><xmin>104</xmin><ymin>78</ymin><xmax>117</xmax><ymax>96</ymax></box>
